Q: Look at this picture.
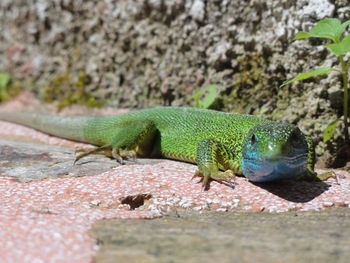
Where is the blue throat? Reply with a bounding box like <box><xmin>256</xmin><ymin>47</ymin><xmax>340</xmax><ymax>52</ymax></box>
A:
<box><xmin>241</xmin><ymin>152</ymin><xmax>308</xmax><ymax>182</ymax></box>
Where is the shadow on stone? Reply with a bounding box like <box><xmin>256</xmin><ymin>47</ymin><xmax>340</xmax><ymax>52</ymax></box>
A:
<box><xmin>252</xmin><ymin>180</ymin><xmax>330</xmax><ymax>203</ymax></box>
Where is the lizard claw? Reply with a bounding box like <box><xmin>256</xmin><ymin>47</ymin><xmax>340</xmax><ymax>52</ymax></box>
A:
<box><xmin>192</xmin><ymin>170</ymin><xmax>211</xmax><ymax>190</ymax></box>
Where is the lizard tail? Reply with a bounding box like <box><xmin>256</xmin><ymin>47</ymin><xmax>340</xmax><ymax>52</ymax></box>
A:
<box><xmin>0</xmin><ymin>112</ymin><xmax>92</xmax><ymax>143</ymax></box>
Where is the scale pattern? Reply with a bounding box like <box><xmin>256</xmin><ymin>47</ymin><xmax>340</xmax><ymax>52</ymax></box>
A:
<box><xmin>83</xmin><ymin>107</ymin><xmax>270</xmax><ymax>166</ymax></box>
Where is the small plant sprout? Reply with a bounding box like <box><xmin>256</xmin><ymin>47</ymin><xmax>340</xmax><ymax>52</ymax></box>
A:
<box><xmin>281</xmin><ymin>18</ymin><xmax>350</xmax><ymax>144</ymax></box>
<box><xmin>0</xmin><ymin>72</ymin><xmax>12</xmax><ymax>101</ymax></box>
<box><xmin>192</xmin><ymin>84</ymin><xmax>220</xmax><ymax>109</ymax></box>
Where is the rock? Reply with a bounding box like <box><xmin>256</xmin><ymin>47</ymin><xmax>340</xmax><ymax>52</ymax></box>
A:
<box><xmin>190</xmin><ymin>0</ymin><xmax>205</xmax><ymax>22</ymax></box>
<box><xmin>0</xmin><ymin>0</ymin><xmax>349</xmax><ymax>156</ymax></box>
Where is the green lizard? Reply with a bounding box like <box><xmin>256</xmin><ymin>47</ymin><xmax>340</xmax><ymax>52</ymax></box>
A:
<box><xmin>0</xmin><ymin>107</ymin><xmax>316</xmax><ymax>187</ymax></box>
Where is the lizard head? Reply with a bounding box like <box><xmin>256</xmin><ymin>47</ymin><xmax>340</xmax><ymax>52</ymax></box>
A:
<box><xmin>241</xmin><ymin>122</ymin><xmax>309</xmax><ymax>182</ymax></box>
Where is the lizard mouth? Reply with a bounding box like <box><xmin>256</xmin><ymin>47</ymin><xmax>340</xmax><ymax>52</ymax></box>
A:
<box><xmin>241</xmin><ymin>153</ymin><xmax>308</xmax><ymax>182</ymax></box>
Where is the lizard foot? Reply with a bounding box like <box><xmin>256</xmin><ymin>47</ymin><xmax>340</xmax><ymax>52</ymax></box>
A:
<box><xmin>74</xmin><ymin>145</ymin><xmax>137</xmax><ymax>165</ymax></box>
<box><xmin>74</xmin><ymin>145</ymin><xmax>112</xmax><ymax>164</ymax></box>
<box><xmin>298</xmin><ymin>169</ymin><xmax>334</xmax><ymax>182</ymax></box>
<box><xmin>316</xmin><ymin>170</ymin><xmax>336</xmax><ymax>182</ymax></box>
<box><xmin>112</xmin><ymin>148</ymin><xmax>137</xmax><ymax>164</ymax></box>
<box><xmin>192</xmin><ymin>169</ymin><xmax>236</xmax><ymax>190</ymax></box>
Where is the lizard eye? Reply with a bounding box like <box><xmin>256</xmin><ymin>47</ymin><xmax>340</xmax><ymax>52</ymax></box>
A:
<box><xmin>289</xmin><ymin>131</ymin><xmax>302</xmax><ymax>148</ymax></box>
<box><xmin>251</xmin><ymin>134</ymin><xmax>257</xmax><ymax>145</ymax></box>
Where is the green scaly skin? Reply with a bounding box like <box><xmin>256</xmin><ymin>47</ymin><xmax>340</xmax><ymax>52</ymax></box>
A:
<box><xmin>0</xmin><ymin>107</ymin><xmax>317</xmax><ymax>187</ymax></box>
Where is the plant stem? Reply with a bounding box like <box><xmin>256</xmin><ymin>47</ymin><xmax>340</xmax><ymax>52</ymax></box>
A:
<box><xmin>340</xmin><ymin>56</ymin><xmax>349</xmax><ymax>143</ymax></box>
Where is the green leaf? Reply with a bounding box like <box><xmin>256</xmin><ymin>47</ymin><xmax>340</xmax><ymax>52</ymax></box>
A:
<box><xmin>340</xmin><ymin>20</ymin><xmax>350</xmax><ymax>36</ymax></box>
<box><xmin>294</xmin><ymin>18</ymin><xmax>350</xmax><ymax>42</ymax></box>
<box><xmin>323</xmin><ymin>119</ymin><xmax>339</xmax><ymax>143</ymax></box>
<box><xmin>294</xmin><ymin>31</ymin><xmax>311</xmax><ymax>40</ymax></box>
<box><xmin>280</xmin><ymin>68</ymin><xmax>337</xmax><ymax>87</ymax></box>
<box><xmin>0</xmin><ymin>73</ymin><xmax>12</xmax><ymax>88</ymax></box>
<box><xmin>326</xmin><ymin>34</ymin><xmax>350</xmax><ymax>55</ymax></box>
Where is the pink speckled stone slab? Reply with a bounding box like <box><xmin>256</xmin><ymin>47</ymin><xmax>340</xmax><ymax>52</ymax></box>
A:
<box><xmin>0</xmin><ymin>175</ymin><xmax>158</xmax><ymax>263</ymax></box>
<box><xmin>0</xmin><ymin>159</ymin><xmax>349</xmax><ymax>262</ymax></box>
<box><xmin>55</xmin><ymin>160</ymin><xmax>349</xmax><ymax>213</ymax></box>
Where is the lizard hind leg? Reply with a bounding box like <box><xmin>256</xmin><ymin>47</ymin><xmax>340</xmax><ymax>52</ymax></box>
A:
<box><xmin>74</xmin><ymin>144</ymin><xmax>134</xmax><ymax>165</ymax></box>
<box><xmin>109</xmin><ymin>119</ymin><xmax>157</xmax><ymax>163</ymax></box>
<box><xmin>75</xmin><ymin>120</ymin><xmax>157</xmax><ymax>164</ymax></box>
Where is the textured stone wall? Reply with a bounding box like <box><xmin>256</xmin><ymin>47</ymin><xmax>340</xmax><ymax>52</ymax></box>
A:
<box><xmin>1</xmin><ymin>0</ymin><xmax>350</xmax><ymax>155</ymax></box>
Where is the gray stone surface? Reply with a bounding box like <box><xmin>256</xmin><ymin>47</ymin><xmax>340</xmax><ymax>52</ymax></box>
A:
<box><xmin>0</xmin><ymin>139</ymin><xmax>118</xmax><ymax>182</ymax></box>
<box><xmin>92</xmin><ymin>207</ymin><xmax>350</xmax><ymax>263</ymax></box>
<box><xmin>0</xmin><ymin>140</ymin><xmax>159</xmax><ymax>182</ymax></box>
<box><xmin>1</xmin><ymin>0</ymin><xmax>350</xmax><ymax>155</ymax></box>
<box><xmin>0</xmin><ymin>138</ymin><xmax>160</xmax><ymax>182</ymax></box>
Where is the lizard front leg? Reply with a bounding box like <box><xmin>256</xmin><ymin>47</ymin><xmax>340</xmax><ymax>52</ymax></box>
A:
<box><xmin>194</xmin><ymin>138</ymin><xmax>238</xmax><ymax>189</ymax></box>
<box><xmin>75</xmin><ymin>120</ymin><xmax>157</xmax><ymax>163</ymax></box>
